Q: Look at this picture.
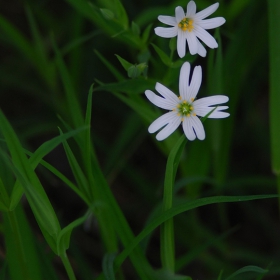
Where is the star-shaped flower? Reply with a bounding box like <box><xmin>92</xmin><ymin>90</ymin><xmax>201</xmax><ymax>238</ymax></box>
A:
<box><xmin>145</xmin><ymin>62</ymin><xmax>229</xmax><ymax>141</ymax></box>
<box><xmin>154</xmin><ymin>1</ymin><xmax>225</xmax><ymax>58</ymax></box>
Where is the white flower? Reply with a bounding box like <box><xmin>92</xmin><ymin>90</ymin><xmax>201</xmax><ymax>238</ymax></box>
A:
<box><xmin>154</xmin><ymin>1</ymin><xmax>225</xmax><ymax>58</ymax></box>
<box><xmin>145</xmin><ymin>62</ymin><xmax>229</xmax><ymax>141</ymax></box>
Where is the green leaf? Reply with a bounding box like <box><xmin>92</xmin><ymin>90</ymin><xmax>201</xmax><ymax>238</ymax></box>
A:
<box><xmin>131</xmin><ymin>21</ymin><xmax>140</xmax><ymax>36</ymax></box>
<box><xmin>102</xmin><ymin>252</ymin><xmax>117</xmax><ymax>280</ymax></box>
<box><xmin>59</xmin><ymin>128</ymin><xmax>90</xmax><ymax>198</ymax></box>
<box><xmin>104</xmin><ymin>112</ymin><xmax>143</xmax><ymax>174</ymax></box>
<box><xmin>95</xmin><ymin>50</ymin><xmax>124</xmax><ymax>81</ymax></box>
<box><xmin>151</xmin><ymin>43</ymin><xmax>184</xmax><ymax>68</ymax></box>
<box><xmin>96</xmin><ymin>0</ymin><xmax>128</xmax><ymax>28</ymax></box>
<box><xmin>100</xmin><ymin>8</ymin><xmax>115</xmax><ymax>20</ymax></box>
<box><xmin>84</xmin><ymin>85</ymin><xmax>94</xmax><ymax>172</ymax></box>
<box><xmin>142</xmin><ymin>24</ymin><xmax>153</xmax><ymax>44</ymax></box>
<box><xmin>94</xmin><ymin>78</ymin><xmax>156</xmax><ymax>94</ymax></box>
<box><xmin>65</xmin><ymin>0</ymin><xmax>142</xmax><ymax>49</ymax></box>
<box><xmin>9</xmin><ymin>126</ymin><xmax>89</xmax><ymax>210</ymax></box>
<box><xmin>151</xmin><ymin>43</ymin><xmax>172</xmax><ymax>66</ymax></box>
<box><xmin>224</xmin><ymin>265</ymin><xmax>268</xmax><ymax>280</ymax></box>
<box><xmin>115</xmin><ymin>54</ymin><xmax>133</xmax><ymax>71</ymax></box>
<box><xmin>0</xmin><ymin>110</ymin><xmax>61</xmax><ymax>251</ymax></box>
<box><xmin>3</xmin><ymin>205</ymin><xmax>43</xmax><ymax>280</ymax></box>
<box><xmin>61</xmin><ymin>31</ymin><xmax>101</xmax><ymax>56</ymax></box>
<box><xmin>57</xmin><ymin>211</ymin><xmax>90</xmax><ymax>255</ymax></box>
<box><xmin>0</xmin><ymin>14</ymin><xmax>35</xmax><ymax>65</ymax></box>
<box><xmin>111</xmin><ymin>91</ymin><xmax>156</xmax><ymax>122</ymax></box>
<box><xmin>52</xmin><ymin>35</ymin><xmax>84</xmax><ymax>128</ymax></box>
<box><xmin>115</xmin><ymin>194</ymin><xmax>279</xmax><ymax>270</ymax></box>
<box><xmin>25</xmin><ymin>5</ymin><xmax>55</xmax><ymax>88</ymax></box>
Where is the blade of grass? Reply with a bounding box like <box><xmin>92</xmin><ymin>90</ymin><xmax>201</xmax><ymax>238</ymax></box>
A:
<box><xmin>0</xmin><ymin>14</ymin><xmax>36</xmax><ymax>65</ymax></box>
<box><xmin>9</xmin><ymin>126</ymin><xmax>88</xmax><ymax>210</ymax></box>
<box><xmin>0</xmin><ymin>110</ymin><xmax>61</xmax><ymax>251</ymax></box>
<box><xmin>94</xmin><ymin>50</ymin><xmax>125</xmax><ymax>81</ymax></box>
<box><xmin>224</xmin><ymin>265</ymin><xmax>268</xmax><ymax>280</ymax></box>
<box><xmin>25</xmin><ymin>5</ymin><xmax>55</xmax><ymax>89</ymax></box>
<box><xmin>3</xmin><ymin>204</ymin><xmax>43</xmax><ymax>280</ymax></box>
<box><xmin>114</xmin><ymin>194</ymin><xmax>278</xmax><ymax>272</ymax></box>
<box><xmin>52</xmin><ymin>35</ymin><xmax>84</xmax><ymax>128</ymax></box>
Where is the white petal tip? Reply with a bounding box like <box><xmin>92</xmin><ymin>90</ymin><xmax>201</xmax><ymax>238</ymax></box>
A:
<box><xmin>155</xmin><ymin>135</ymin><xmax>165</xmax><ymax>141</ymax></box>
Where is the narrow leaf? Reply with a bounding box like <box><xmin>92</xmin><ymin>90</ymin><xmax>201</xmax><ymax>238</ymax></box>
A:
<box><xmin>57</xmin><ymin>211</ymin><xmax>90</xmax><ymax>255</ymax></box>
<box><xmin>115</xmin><ymin>195</ymin><xmax>279</xmax><ymax>270</ymax></box>
<box><xmin>224</xmin><ymin>265</ymin><xmax>268</xmax><ymax>280</ymax></box>
<box><xmin>115</xmin><ymin>54</ymin><xmax>133</xmax><ymax>71</ymax></box>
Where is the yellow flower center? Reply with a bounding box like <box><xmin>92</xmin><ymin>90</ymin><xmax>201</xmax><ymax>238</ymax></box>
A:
<box><xmin>178</xmin><ymin>18</ymin><xmax>194</xmax><ymax>32</ymax></box>
<box><xmin>175</xmin><ymin>98</ymin><xmax>196</xmax><ymax>120</ymax></box>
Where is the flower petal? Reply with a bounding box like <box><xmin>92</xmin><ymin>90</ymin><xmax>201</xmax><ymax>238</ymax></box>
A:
<box><xmin>183</xmin><ymin>116</ymin><xmax>205</xmax><ymax>140</ymax></box>
<box><xmin>148</xmin><ymin>111</ymin><xmax>178</xmax><ymax>133</ymax></box>
<box><xmin>194</xmin><ymin>95</ymin><xmax>229</xmax><ymax>107</ymax></box>
<box><xmin>145</xmin><ymin>90</ymin><xmax>177</xmax><ymax>110</ymax></box>
<box><xmin>187</xmin><ymin>65</ymin><xmax>202</xmax><ymax>101</ymax></box>
<box><xmin>186</xmin><ymin>1</ymin><xmax>196</xmax><ymax>17</ymax></box>
<box><xmin>175</xmin><ymin>6</ymin><xmax>185</xmax><ymax>23</ymax></box>
<box><xmin>158</xmin><ymin>15</ymin><xmax>177</xmax><ymax>26</ymax></box>
<box><xmin>179</xmin><ymin>62</ymin><xmax>190</xmax><ymax>100</ymax></box>
<box><xmin>194</xmin><ymin>106</ymin><xmax>230</xmax><ymax>118</ymax></box>
<box><xmin>155</xmin><ymin>27</ymin><xmax>178</xmax><ymax>38</ymax></box>
<box><xmin>156</xmin><ymin>116</ymin><xmax>181</xmax><ymax>141</ymax></box>
<box><xmin>193</xmin><ymin>26</ymin><xmax>218</xmax><ymax>48</ymax></box>
<box><xmin>182</xmin><ymin>117</ymin><xmax>196</xmax><ymax>140</ymax></box>
<box><xmin>191</xmin><ymin>116</ymin><xmax>205</xmax><ymax>140</ymax></box>
<box><xmin>185</xmin><ymin>31</ymin><xmax>198</xmax><ymax>55</ymax></box>
<box><xmin>155</xmin><ymin>83</ymin><xmax>179</xmax><ymax>103</ymax></box>
<box><xmin>196</xmin><ymin>17</ymin><xmax>226</xmax><ymax>29</ymax></box>
<box><xmin>193</xmin><ymin>96</ymin><xmax>229</xmax><ymax>118</ymax></box>
<box><xmin>193</xmin><ymin>3</ymin><xmax>219</xmax><ymax>20</ymax></box>
<box><xmin>177</xmin><ymin>30</ymin><xmax>187</xmax><ymax>58</ymax></box>
<box><xmin>197</xmin><ymin>40</ymin><xmax>206</xmax><ymax>57</ymax></box>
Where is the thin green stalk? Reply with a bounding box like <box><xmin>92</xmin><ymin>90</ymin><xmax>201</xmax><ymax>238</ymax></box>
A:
<box><xmin>161</xmin><ymin>214</ymin><xmax>175</xmax><ymax>272</ymax></box>
<box><xmin>6</xmin><ymin>211</ymin><xmax>29</xmax><ymax>279</ymax></box>
<box><xmin>161</xmin><ymin>135</ymin><xmax>187</xmax><ymax>272</ymax></box>
<box><xmin>60</xmin><ymin>252</ymin><xmax>77</xmax><ymax>280</ymax></box>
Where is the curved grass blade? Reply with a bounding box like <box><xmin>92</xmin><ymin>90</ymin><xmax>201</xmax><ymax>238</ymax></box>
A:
<box><xmin>9</xmin><ymin>126</ymin><xmax>89</xmax><ymax>210</ymax></box>
<box><xmin>224</xmin><ymin>265</ymin><xmax>268</xmax><ymax>280</ymax></box>
<box><xmin>115</xmin><ymin>194</ymin><xmax>278</xmax><ymax>270</ymax></box>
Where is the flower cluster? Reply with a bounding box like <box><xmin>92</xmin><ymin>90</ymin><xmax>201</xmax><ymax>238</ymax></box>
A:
<box><xmin>145</xmin><ymin>1</ymin><xmax>229</xmax><ymax>141</ymax></box>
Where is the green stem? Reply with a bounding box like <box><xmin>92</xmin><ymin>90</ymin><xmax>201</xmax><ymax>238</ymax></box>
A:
<box><xmin>161</xmin><ymin>180</ymin><xmax>175</xmax><ymax>272</ymax></box>
<box><xmin>161</xmin><ymin>136</ymin><xmax>187</xmax><ymax>272</ymax></box>
<box><xmin>60</xmin><ymin>251</ymin><xmax>77</xmax><ymax>280</ymax></box>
